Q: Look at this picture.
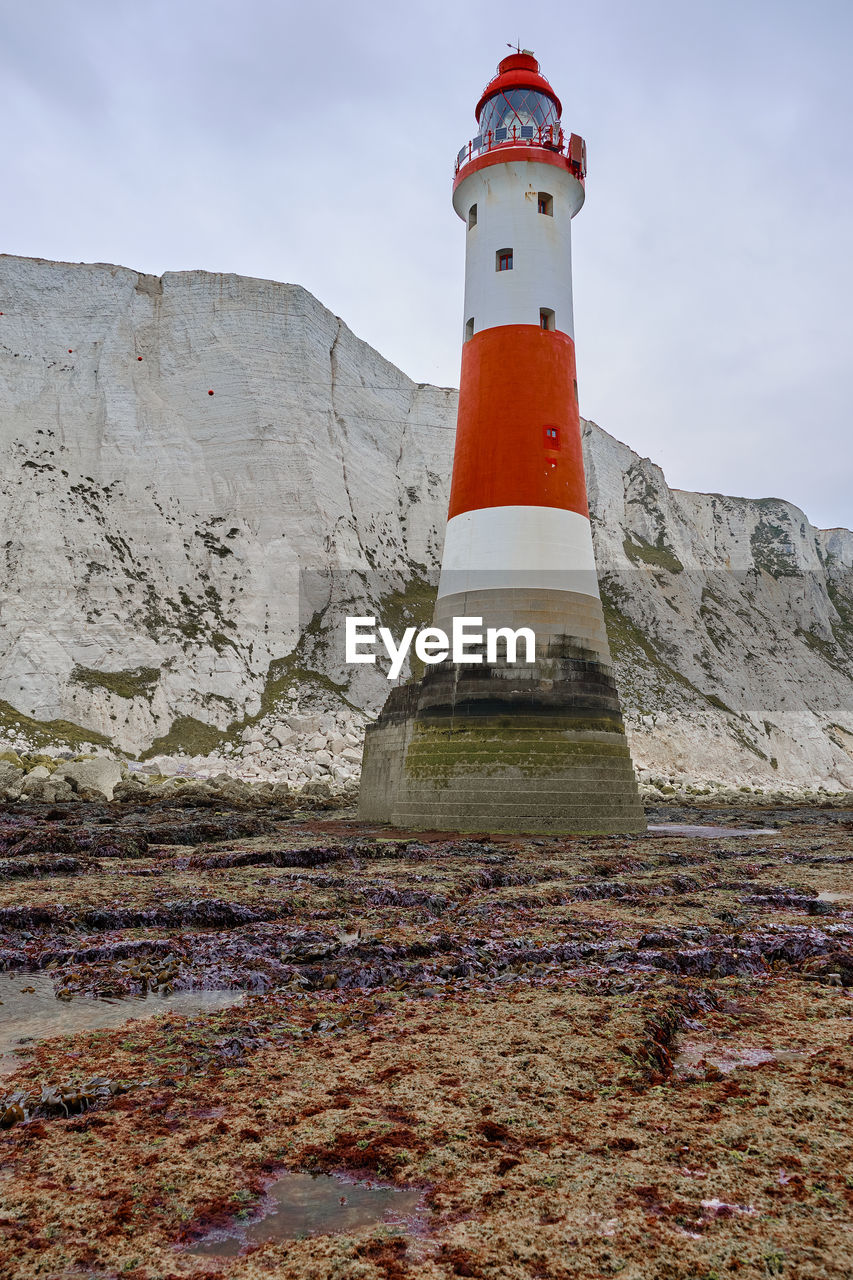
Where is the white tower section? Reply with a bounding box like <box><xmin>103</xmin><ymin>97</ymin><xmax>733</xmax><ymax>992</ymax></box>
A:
<box><xmin>453</xmin><ymin>158</ymin><xmax>584</xmax><ymax>341</ymax></box>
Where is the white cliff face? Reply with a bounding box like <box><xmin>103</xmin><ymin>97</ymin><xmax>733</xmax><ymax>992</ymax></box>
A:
<box><xmin>0</xmin><ymin>256</ymin><xmax>454</xmax><ymax>754</ymax></box>
<box><xmin>582</xmin><ymin>424</ymin><xmax>853</xmax><ymax>789</ymax></box>
<box><xmin>0</xmin><ymin>254</ymin><xmax>850</xmax><ymax>789</ymax></box>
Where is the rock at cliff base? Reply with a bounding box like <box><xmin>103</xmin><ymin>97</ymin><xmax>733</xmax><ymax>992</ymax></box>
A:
<box><xmin>53</xmin><ymin>758</ymin><xmax>123</xmax><ymax>801</ymax></box>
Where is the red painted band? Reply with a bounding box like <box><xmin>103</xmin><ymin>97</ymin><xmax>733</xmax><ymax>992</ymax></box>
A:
<box><xmin>448</xmin><ymin>325</ymin><xmax>589</xmax><ymax>521</ymax></box>
<box><xmin>453</xmin><ymin>145</ymin><xmax>582</xmax><ymax>194</ymax></box>
<box><xmin>475</xmin><ymin>53</ymin><xmax>564</xmax><ymax>122</ymax></box>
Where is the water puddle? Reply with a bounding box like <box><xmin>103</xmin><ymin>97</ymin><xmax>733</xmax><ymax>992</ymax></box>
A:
<box><xmin>0</xmin><ymin>972</ymin><xmax>243</xmax><ymax>1075</ymax></box>
<box><xmin>646</xmin><ymin>824</ymin><xmax>777</xmax><ymax>838</ymax></box>
<box><xmin>817</xmin><ymin>890</ymin><xmax>853</xmax><ymax>904</ymax></box>
<box><xmin>188</xmin><ymin>1172</ymin><xmax>424</xmax><ymax>1256</ymax></box>
<box><xmin>673</xmin><ymin>1037</ymin><xmax>808</xmax><ymax>1078</ymax></box>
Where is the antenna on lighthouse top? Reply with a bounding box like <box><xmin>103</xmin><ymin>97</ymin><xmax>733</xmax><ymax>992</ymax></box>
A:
<box><xmin>507</xmin><ymin>40</ymin><xmax>521</xmax><ymax>54</ymax></box>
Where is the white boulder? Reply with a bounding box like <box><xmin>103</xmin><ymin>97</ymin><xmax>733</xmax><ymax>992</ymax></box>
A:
<box><xmin>54</xmin><ymin>757</ymin><xmax>123</xmax><ymax>800</ymax></box>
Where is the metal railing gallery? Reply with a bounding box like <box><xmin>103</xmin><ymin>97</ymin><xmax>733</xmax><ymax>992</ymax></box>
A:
<box><xmin>455</xmin><ymin>125</ymin><xmax>586</xmax><ymax>179</ymax></box>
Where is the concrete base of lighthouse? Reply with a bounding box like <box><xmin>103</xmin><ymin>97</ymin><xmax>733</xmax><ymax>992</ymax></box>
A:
<box><xmin>358</xmin><ymin>636</ymin><xmax>645</xmax><ymax>835</ymax></box>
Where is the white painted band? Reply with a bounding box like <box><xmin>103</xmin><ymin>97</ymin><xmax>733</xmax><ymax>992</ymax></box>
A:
<box><xmin>454</xmin><ymin>160</ymin><xmax>581</xmax><ymax>340</ymax></box>
<box><xmin>437</xmin><ymin>505</ymin><xmax>600</xmax><ymax>599</ymax></box>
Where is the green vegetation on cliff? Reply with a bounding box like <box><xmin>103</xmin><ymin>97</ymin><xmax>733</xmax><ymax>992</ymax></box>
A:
<box><xmin>0</xmin><ymin>699</ymin><xmax>111</xmax><ymax>750</ymax></box>
<box><xmin>71</xmin><ymin>665</ymin><xmax>160</xmax><ymax>700</ymax></box>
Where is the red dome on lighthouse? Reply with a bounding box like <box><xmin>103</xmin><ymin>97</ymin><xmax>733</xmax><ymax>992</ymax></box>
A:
<box><xmin>454</xmin><ymin>50</ymin><xmax>584</xmax><ymax>188</ymax></box>
<box><xmin>475</xmin><ymin>51</ymin><xmax>562</xmax><ymax>126</ymax></box>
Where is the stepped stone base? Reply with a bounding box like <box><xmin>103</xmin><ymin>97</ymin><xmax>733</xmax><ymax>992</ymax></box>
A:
<box><xmin>359</xmin><ymin>638</ymin><xmax>645</xmax><ymax>835</ymax></box>
<box><xmin>432</xmin><ymin>587</ymin><xmax>612</xmax><ymax>662</ymax></box>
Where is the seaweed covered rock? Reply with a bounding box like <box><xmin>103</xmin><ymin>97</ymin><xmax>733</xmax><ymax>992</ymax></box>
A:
<box><xmin>0</xmin><ymin>762</ymin><xmax>24</xmax><ymax>799</ymax></box>
<box><xmin>112</xmin><ymin>777</ymin><xmax>148</xmax><ymax>802</ymax></box>
<box><xmin>20</xmin><ymin>773</ymin><xmax>76</xmax><ymax>802</ymax></box>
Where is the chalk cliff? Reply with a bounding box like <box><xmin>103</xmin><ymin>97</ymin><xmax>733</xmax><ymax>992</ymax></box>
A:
<box><xmin>1</xmin><ymin>255</ymin><xmax>851</xmax><ymax>789</ymax></box>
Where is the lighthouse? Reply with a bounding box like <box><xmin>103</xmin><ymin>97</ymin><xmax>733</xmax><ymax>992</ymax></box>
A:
<box><xmin>359</xmin><ymin>51</ymin><xmax>644</xmax><ymax>834</ymax></box>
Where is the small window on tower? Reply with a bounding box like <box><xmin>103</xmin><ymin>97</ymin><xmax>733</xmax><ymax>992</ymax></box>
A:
<box><xmin>538</xmin><ymin>192</ymin><xmax>553</xmax><ymax>216</ymax></box>
<box><xmin>544</xmin><ymin>426</ymin><xmax>560</xmax><ymax>448</ymax></box>
<box><xmin>468</xmin><ymin>203</ymin><xmax>478</xmax><ymax>229</ymax></box>
<box><xmin>465</xmin><ymin>317</ymin><xmax>475</xmax><ymax>341</ymax></box>
<box><xmin>496</xmin><ymin>248</ymin><xmax>513</xmax><ymax>272</ymax></box>
<box><xmin>540</xmin><ymin>308</ymin><xmax>555</xmax><ymax>331</ymax></box>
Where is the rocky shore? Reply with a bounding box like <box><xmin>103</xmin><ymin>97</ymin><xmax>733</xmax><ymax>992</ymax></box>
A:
<box><xmin>0</xmin><ymin>798</ymin><xmax>851</xmax><ymax>1278</ymax></box>
<box><xmin>2</xmin><ymin>724</ymin><xmax>851</xmax><ymax>814</ymax></box>
<box><xmin>0</xmin><ymin>687</ymin><xmax>369</xmax><ymax>807</ymax></box>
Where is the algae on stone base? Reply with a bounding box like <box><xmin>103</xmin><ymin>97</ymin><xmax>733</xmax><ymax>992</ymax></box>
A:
<box><xmin>404</xmin><ymin>722</ymin><xmax>635</xmax><ymax>788</ymax></box>
<box><xmin>361</xmin><ymin>640</ymin><xmax>645</xmax><ymax>833</ymax></box>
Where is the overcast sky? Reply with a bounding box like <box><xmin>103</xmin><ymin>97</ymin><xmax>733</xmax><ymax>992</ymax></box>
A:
<box><xmin>2</xmin><ymin>0</ymin><xmax>850</xmax><ymax>530</ymax></box>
